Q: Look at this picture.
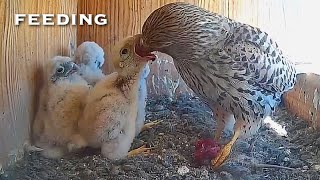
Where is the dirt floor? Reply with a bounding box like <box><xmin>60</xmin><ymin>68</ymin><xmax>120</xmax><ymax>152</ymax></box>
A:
<box><xmin>1</xmin><ymin>95</ymin><xmax>320</xmax><ymax>180</ymax></box>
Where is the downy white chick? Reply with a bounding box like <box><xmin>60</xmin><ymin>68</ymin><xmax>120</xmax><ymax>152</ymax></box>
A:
<box><xmin>135</xmin><ymin>63</ymin><xmax>150</xmax><ymax>136</ymax></box>
<box><xmin>78</xmin><ymin>35</ymin><xmax>156</xmax><ymax>160</ymax></box>
<box><xmin>75</xmin><ymin>41</ymin><xmax>106</xmax><ymax>85</ymax></box>
<box><xmin>32</xmin><ymin>56</ymin><xmax>90</xmax><ymax>159</ymax></box>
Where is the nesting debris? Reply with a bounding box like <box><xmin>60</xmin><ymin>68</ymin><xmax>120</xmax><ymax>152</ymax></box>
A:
<box><xmin>1</xmin><ymin>95</ymin><xmax>320</xmax><ymax>180</ymax></box>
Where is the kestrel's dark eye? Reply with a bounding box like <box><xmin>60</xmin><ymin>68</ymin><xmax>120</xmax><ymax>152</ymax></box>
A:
<box><xmin>57</xmin><ymin>67</ymin><xmax>64</xmax><ymax>73</ymax></box>
<box><xmin>121</xmin><ymin>48</ymin><xmax>128</xmax><ymax>55</ymax></box>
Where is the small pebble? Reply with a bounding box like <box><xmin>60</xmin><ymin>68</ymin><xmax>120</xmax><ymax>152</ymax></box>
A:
<box><xmin>168</xmin><ymin>175</ymin><xmax>179</xmax><ymax>180</ymax></box>
<box><xmin>200</xmin><ymin>169</ymin><xmax>209</xmax><ymax>179</ymax></box>
<box><xmin>289</xmin><ymin>159</ymin><xmax>304</xmax><ymax>168</ymax></box>
<box><xmin>181</xmin><ymin>114</ymin><xmax>189</xmax><ymax>119</ymax></box>
<box><xmin>315</xmin><ymin>137</ymin><xmax>320</xmax><ymax>146</ymax></box>
<box><xmin>0</xmin><ymin>164</ymin><xmax>4</xmax><ymax>175</ymax></box>
<box><xmin>313</xmin><ymin>165</ymin><xmax>320</xmax><ymax>171</ymax></box>
<box><xmin>122</xmin><ymin>164</ymin><xmax>134</xmax><ymax>171</ymax></box>
<box><xmin>300</xmin><ymin>154</ymin><xmax>310</xmax><ymax>161</ymax></box>
<box><xmin>177</xmin><ymin>166</ymin><xmax>189</xmax><ymax>175</ymax></box>
<box><xmin>85</xmin><ymin>169</ymin><xmax>93</xmax><ymax>175</ymax></box>
<box><xmin>184</xmin><ymin>175</ymin><xmax>194</xmax><ymax>180</ymax></box>
<box><xmin>236</xmin><ymin>141</ymin><xmax>250</xmax><ymax>152</ymax></box>
<box><xmin>284</xmin><ymin>149</ymin><xmax>291</xmax><ymax>155</ymax></box>
<box><xmin>154</xmin><ymin>105</ymin><xmax>165</xmax><ymax>111</ymax></box>
<box><xmin>168</xmin><ymin>141</ymin><xmax>175</xmax><ymax>148</ymax></box>
<box><xmin>220</xmin><ymin>171</ymin><xmax>233</xmax><ymax>180</ymax></box>
<box><xmin>110</xmin><ymin>166</ymin><xmax>120</xmax><ymax>175</ymax></box>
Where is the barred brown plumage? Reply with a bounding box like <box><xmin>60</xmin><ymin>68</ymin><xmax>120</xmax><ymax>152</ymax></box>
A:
<box><xmin>137</xmin><ymin>2</ymin><xmax>297</xmax><ymax>168</ymax></box>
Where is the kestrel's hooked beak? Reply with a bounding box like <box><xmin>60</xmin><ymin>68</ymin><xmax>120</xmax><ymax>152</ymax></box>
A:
<box><xmin>134</xmin><ymin>34</ymin><xmax>157</xmax><ymax>61</ymax></box>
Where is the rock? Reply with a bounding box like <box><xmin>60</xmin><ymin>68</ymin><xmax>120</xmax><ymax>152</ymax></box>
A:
<box><xmin>143</xmin><ymin>163</ymin><xmax>153</xmax><ymax>173</ymax></box>
<box><xmin>110</xmin><ymin>166</ymin><xmax>120</xmax><ymax>175</ymax></box>
<box><xmin>85</xmin><ymin>169</ymin><xmax>93</xmax><ymax>175</ymax></box>
<box><xmin>315</xmin><ymin>137</ymin><xmax>320</xmax><ymax>147</ymax></box>
<box><xmin>167</xmin><ymin>175</ymin><xmax>179</xmax><ymax>180</ymax></box>
<box><xmin>300</xmin><ymin>154</ymin><xmax>310</xmax><ymax>161</ymax></box>
<box><xmin>313</xmin><ymin>165</ymin><xmax>320</xmax><ymax>171</ymax></box>
<box><xmin>200</xmin><ymin>169</ymin><xmax>209</xmax><ymax>179</ymax></box>
<box><xmin>244</xmin><ymin>175</ymin><xmax>263</xmax><ymax>180</ymax></box>
<box><xmin>233</xmin><ymin>166</ymin><xmax>251</xmax><ymax>177</ymax></box>
<box><xmin>289</xmin><ymin>159</ymin><xmax>304</xmax><ymax>168</ymax></box>
<box><xmin>122</xmin><ymin>164</ymin><xmax>134</xmax><ymax>171</ymax></box>
<box><xmin>177</xmin><ymin>166</ymin><xmax>189</xmax><ymax>176</ymax></box>
<box><xmin>284</xmin><ymin>149</ymin><xmax>291</xmax><ymax>155</ymax></box>
<box><xmin>223</xmin><ymin>162</ymin><xmax>251</xmax><ymax>177</ymax></box>
<box><xmin>220</xmin><ymin>171</ymin><xmax>234</xmax><ymax>180</ymax></box>
<box><xmin>112</xmin><ymin>159</ymin><xmax>127</xmax><ymax>165</ymax></box>
<box><xmin>236</xmin><ymin>141</ymin><xmax>250</xmax><ymax>152</ymax></box>
<box><xmin>154</xmin><ymin>105</ymin><xmax>165</xmax><ymax>111</ymax></box>
<box><xmin>162</xmin><ymin>154</ymin><xmax>173</xmax><ymax>168</ymax></box>
<box><xmin>0</xmin><ymin>164</ymin><xmax>4</xmax><ymax>175</ymax></box>
<box><xmin>168</xmin><ymin>141</ymin><xmax>175</xmax><ymax>148</ymax></box>
<box><xmin>181</xmin><ymin>114</ymin><xmax>189</xmax><ymax>119</ymax></box>
<box><xmin>181</xmin><ymin>107</ymin><xmax>197</xmax><ymax>114</ymax></box>
<box><xmin>283</xmin><ymin>157</ymin><xmax>290</xmax><ymax>162</ymax></box>
<box><xmin>184</xmin><ymin>175</ymin><xmax>195</xmax><ymax>180</ymax></box>
<box><xmin>138</xmin><ymin>170</ymin><xmax>149</xmax><ymax>179</ymax></box>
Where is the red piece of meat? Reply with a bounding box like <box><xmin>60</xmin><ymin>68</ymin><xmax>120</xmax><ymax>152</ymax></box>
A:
<box><xmin>194</xmin><ymin>139</ymin><xmax>221</xmax><ymax>166</ymax></box>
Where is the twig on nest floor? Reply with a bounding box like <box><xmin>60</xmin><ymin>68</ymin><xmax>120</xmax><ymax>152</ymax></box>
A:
<box><xmin>252</xmin><ymin>163</ymin><xmax>296</xmax><ymax>171</ymax></box>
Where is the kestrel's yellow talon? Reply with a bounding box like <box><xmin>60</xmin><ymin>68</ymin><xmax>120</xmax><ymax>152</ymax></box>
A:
<box><xmin>141</xmin><ymin>120</ymin><xmax>163</xmax><ymax>131</ymax></box>
<box><xmin>128</xmin><ymin>145</ymin><xmax>152</xmax><ymax>157</ymax></box>
<box><xmin>211</xmin><ymin>143</ymin><xmax>233</xmax><ymax>168</ymax></box>
<box><xmin>211</xmin><ymin>126</ymin><xmax>242</xmax><ymax>168</ymax></box>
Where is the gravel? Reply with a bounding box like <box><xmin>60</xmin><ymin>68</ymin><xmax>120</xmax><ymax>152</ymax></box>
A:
<box><xmin>1</xmin><ymin>95</ymin><xmax>320</xmax><ymax>180</ymax></box>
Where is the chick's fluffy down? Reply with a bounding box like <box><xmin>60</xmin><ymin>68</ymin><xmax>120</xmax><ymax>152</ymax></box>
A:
<box><xmin>33</xmin><ymin>56</ymin><xmax>90</xmax><ymax>159</ymax></box>
<box><xmin>78</xmin><ymin>65</ymin><xmax>105</xmax><ymax>86</ymax></box>
<box><xmin>78</xmin><ymin>72</ymin><xmax>138</xmax><ymax>160</ymax></box>
<box><xmin>44</xmin><ymin>79</ymin><xmax>89</xmax><ymax>145</ymax></box>
<box><xmin>78</xmin><ymin>35</ymin><xmax>150</xmax><ymax>160</ymax></box>
<box><xmin>75</xmin><ymin>41</ymin><xmax>106</xmax><ymax>85</ymax></box>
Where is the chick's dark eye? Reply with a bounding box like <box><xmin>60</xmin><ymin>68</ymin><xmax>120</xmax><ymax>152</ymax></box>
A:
<box><xmin>57</xmin><ymin>67</ymin><xmax>64</xmax><ymax>73</ymax></box>
<box><xmin>121</xmin><ymin>48</ymin><xmax>128</xmax><ymax>55</ymax></box>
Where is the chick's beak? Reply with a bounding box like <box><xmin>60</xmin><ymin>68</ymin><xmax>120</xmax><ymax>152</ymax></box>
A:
<box><xmin>70</xmin><ymin>63</ymin><xmax>80</xmax><ymax>73</ymax></box>
<box><xmin>134</xmin><ymin>35</ymin><xmax>156</xmax><ymax>61</ymax></box>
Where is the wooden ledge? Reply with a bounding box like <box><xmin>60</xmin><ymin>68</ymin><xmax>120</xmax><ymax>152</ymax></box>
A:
<box><xmin>284</xmin><ymin>73</ymin><xmax>320</xmax><ymax>129</ymax></box>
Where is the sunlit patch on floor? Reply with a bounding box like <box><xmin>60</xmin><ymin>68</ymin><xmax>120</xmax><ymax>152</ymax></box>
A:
<box><xmin>263</xmin><ymin>116</ymin><xmax>288</xmax><ymax>137</ymax></box>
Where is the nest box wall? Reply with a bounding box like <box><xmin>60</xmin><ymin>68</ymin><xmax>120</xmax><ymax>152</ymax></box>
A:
<box><xmin>284</xmin><ymin>73</ymin><xmax>320</xmax><ymax>129</ymax></box>
<box><xmin>0</xmin><ymin>0</ymin><xmax>319</xmax><ymax>169</ymax></box>
<box><xmin>0</xmin><ymin>0</ymin><xmax>77</xmax><ymax>168</ymax></box>
<box><xmin>77</xmin><ymin>0</ymin><xmax>231</xmax><ymax>97</ymax></box>
<box><xmin>77</xmin><ymin>0</ymin><xmax>318</xmax><ymax>97</ymax></box>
